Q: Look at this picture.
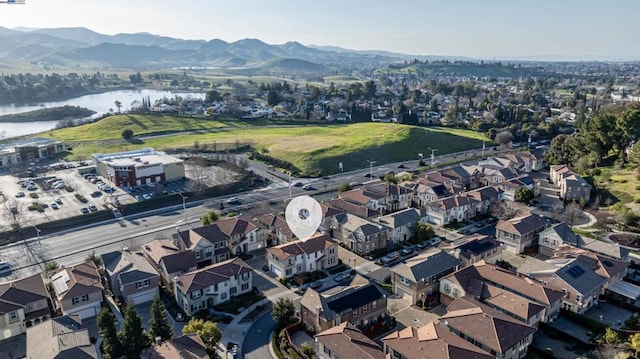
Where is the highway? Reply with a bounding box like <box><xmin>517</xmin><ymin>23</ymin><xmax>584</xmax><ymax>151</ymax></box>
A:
<box><xmin>0</xmin><ymin>145</ymin><xmax>506</xmax><ymax>282</ymax></box>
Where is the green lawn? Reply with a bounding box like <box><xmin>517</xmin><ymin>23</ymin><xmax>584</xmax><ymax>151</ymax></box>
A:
<box><xmin>41</xmin><ymin>115</ymin><xmax>492</xmax><ymax>176</ymax></box>
<box><xmin>590</xmin><ymin>167</ymin><xmax>640</xmax><ymax>210</ymax></box>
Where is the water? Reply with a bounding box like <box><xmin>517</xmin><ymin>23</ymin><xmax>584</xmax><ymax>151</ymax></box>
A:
<box><xmin>0</xmin><ymin>89</ymin><xmax>205</xmax><ymax>138</ymax></box>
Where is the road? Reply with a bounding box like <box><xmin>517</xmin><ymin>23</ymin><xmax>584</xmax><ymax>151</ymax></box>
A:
<box><xmin>242</xmin><ymin>311</ymin><xmax>276</xmax><ymax>359</ymax></box>
<box><xmin>0</xmin><ymin>145</ymin><xmax>510</xmax><ymax>282</ymax></box>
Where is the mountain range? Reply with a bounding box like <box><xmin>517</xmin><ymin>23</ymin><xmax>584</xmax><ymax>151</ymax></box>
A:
<box><xmin>0</xmin><ymin>26</ymin><xmax>452</xmax><ymax>73</ymax></box>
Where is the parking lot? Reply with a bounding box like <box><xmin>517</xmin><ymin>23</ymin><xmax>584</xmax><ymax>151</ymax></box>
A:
<box><xmin>0</xmin><ymin>162</ymin><xmax>136</xmax><ymax>230</ymax></box>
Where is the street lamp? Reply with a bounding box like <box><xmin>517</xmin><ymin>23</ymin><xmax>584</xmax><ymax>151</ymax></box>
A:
<box><xmin>366</xmin><ymin>160</ymin><xmax>376</xmax><ymax>181</ymax></box>
<box><xmin>33</xmin><ymin>225</ymin><xmax>41</xmax><ymax>246</ymax></box>
<box><xmin>178</xmin><ymin>193</ymin><xmax>188</xmax><ymax>223</ymax></box>
<box><xmin>428</xmin><ymin>148</ymin><xmax>439</xmax><ymax>166</ymax></box>
<box><xmin>482</xmin><ymin>140</ymin><xmax>486</xmax><ymax>158</ymax></box>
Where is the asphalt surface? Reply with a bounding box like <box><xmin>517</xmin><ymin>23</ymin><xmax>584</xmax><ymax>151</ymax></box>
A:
<box><xmin>242</xmin><ymin>310</ymin><xmax>276</xmax><ymax>359</ymax></box>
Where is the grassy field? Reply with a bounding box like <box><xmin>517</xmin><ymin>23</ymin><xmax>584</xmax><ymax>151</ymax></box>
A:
<box><xmin>41</xmin><ymin>115</ymin><xmax>492</xmax><ymax>176</ymax></box>
<box><xmin>590</xmin><ymin>167</ymin><xmax>640</xmax><ymax>210</ymax></box>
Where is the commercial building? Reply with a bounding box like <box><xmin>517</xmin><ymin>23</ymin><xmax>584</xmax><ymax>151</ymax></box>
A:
<box><xmin>92</xmin><ymin>147</ymin><xmax>184</xmax><ymax>187</ymax></box>
<box><xmin>0</xmin><ymin>138</ymin><xmax>66</xmax><ymax>168</ymax></box>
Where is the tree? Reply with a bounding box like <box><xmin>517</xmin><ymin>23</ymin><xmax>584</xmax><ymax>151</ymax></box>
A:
<box><xmin>182</xmin><ymin>318</ymin><xmax>221</xmax><ymax>353</ymax></box>
<box><xmin>494</xmin><ymin>130</ymin><xmax>514</xmax><ymax>146</ymax></box>
<box><xmin>429</xmin><ymin>98</ymin><xmax>439</xmax><ymax>113</ymax></box>
<box><xmin>119</xmin><ymin>306</ymin><xmax>151</xmax><ymax>358</ymax></box>
<box><xmin>149</xmin><ymin>296</ymin><xmax>173</xmax><ymax>342</ymax></box>
<box><xmin>337</xmin><ymin>182</ymin><xmax>352</xmax><ymax>193</ymax></box>
<box><xmin>121</xmin><ymin>128</ymin><xmax>134</xmax><ymax>139</ymax></box>
<box><xmin>560</xmin><ymin>201</ymin><xmax>585</xmax><ymax>228</ymax></box>
<box><xmin>598</xmin><ymin>327</ymin><xmax>620</xmax><ymax>345</ymax></box>
<box><xmin>114</xmin><ymin>100</ymin><xmax>122</xmax><ymax>114</ymax></box>
<box><xmin>626</xmin><ymin>332</ymin><xmax>640</xmax><ymax>357</ymax></box>
<box><xmin>272</xmin><ymin>298</ymin><xmax>295</xmax><ymax>328</ymax></box>
<box><xmin>201</xmin><ymin>211</ymin><xmax>220</xmax><ymax>225</ymax></box>
<box><xmin>1</xmin><ymin>197</ymin><xmax>28</xmax><ymax>231</ymax></box>
<box><xmin>514</xmin><ymin>187</ymin><xmax>534</xmax><ymax>204</ymax></box>
<box><xmin>205</xmin><ymin>90</ymin><xmax>222</xmax><ymax>103</ymax></box>
<box><xmin>300</xmin><ymin>343</ymin><xmax>315</xmax><ymax>357</ymax></box>
<box><xmin>97</xmin><ymin>308</ymin><xmax>123</xmax><ymax>359</ymax></box>
<box><xmin>267</xmin><ymin>89</ymin><xmax>280</xmax><ymax>106</ymax></box>
<box><xmin>414</xmin><ymin>223</ymin><xmax>435</xmax><ymax>243</ymax></box>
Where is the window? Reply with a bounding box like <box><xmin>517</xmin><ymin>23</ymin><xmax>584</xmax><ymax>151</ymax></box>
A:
<box><xmin>352</xmin><ymin>309</ymin><xmax>358</xmax><ymax>317</ymax></box>
<box><xmin>242</xmin><ymin>272</ymin><xmax>250</xmax><ymax>280</ymax></box>
<box><xmin>192</xmin><ymin>290</ymin><xmax>202</xmax><ymax>299</ymax></box>
<box><xmin>372</xmin><ymin>300</ymin><xmax>377</xmax><ymax>309</ymax></box>
<box><xmin>241</xmin><ymin>283</ymin><xmax>249</xmax><ymax>291</ymax></box>
<box><xmin>575</xmin><ymin>294</ymin><xmax>581</xmax><ymax>302</ymax></box>
<box><xmin>72</xmin><ymin>294</ymin><xmax>89</xmax><ymax>305</ymax></box>
<box><xmin>230</xmin><ymin>287</ymin><xmax>237</xmax><ymax>295</ymax></box>
<box><xmin>221</xmin><ymin>293</ymin><xmax>227</xmax><ymax>300</ymax></box>
<box><xmin>324</xmin><ymin>346</ymin><xmax>331</xmax><ymax>355</ymax></box>
<box><xmin>195</xmin><ymin>251</ymin><xmax>201</xmax><ymax>259</ymax></box>
<box><xmin>136</xmin><ymin>279</ymin><xmax>150</xmax><ymax>289</ymax></box>
<box><xmin>9</xmin><ymin>311</ymin><xmax>18</xmax><ymax>323</ymax></box>
<box><xmin>362</xmin><ymin>305</ymin><xmax>367</xmax><ymax>313</ymax></box>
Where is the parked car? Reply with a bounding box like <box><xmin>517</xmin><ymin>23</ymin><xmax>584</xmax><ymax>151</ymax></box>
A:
<box><xmin>147</xmin><ymin>183</ymin><xmax>155</xmax><ymax>188</ymax></box>
<box><xmin>51</xmin><ymin>203</ymin><xmax>59</xmax><ymax>210</ymax></box>
<box><xmin>15</xmin><ymin>192</ymin><xmax>25</xmax><ymax>198</ymax></box>
<box><xmin>55</xmin><ymin>197</ymin><xmax>63</xmax><ymax>204</ymax></box>
<box><xmin>401</xmin><ymin>247</ymin><xmax>414</xmax><ymax>256</ymax></box>
<box><xmin>88</xmin><ymin>205</ymin><xmax>98</xmax><ymax>212</ymax></box>
<box><xmin>80</xmin><ymin>207</ymin><xmax>90</xmax><ymax>214</ymax></box>
<box><xmin>91</xmin><ymin>191</ymin><xmax>102</xmax><ymax>198</ymax></box>
<box><xmin>142</xmin><ymin>194</ymin><xmax>152</xmax><ymax>200</ymax></box>
<box><xmin>334</xmin><ymin>272</ymin><xmax>352</xmax><ymax>282</ymax></box>
<box><xmin>308</xmin><ymin>281</ymin><xmax>323</xmax><ymax>290</ymax></box>
<box><xmin>27</xmin><ymin>185</ymin><xmax>37</xmax><ymax>191</ymax></box>
<box><xmin>381</xmin><ymin>251</ymin><xmax>400</xmax><ymax>264</ymax></box>
<box><xmin>417</xmin><ymin>242</ymin><xmax>428</xmax><ymax>250</ymax></box>
<box><xmin>0</xmin><ymin>261</ymin><xmax>11</xmax><ymax>275</ymax></box>
<box><xmin>428</xmin><ymin>237</ymin><xmax>442</xmax><ymax>246</ymax></box>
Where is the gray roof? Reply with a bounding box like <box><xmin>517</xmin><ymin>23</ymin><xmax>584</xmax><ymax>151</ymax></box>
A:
<box><xmin>391</xmin><ymin>249</ymin><xmax>461</xmax><ymax>282</ymax></box>
<box><xmin>535</xmin><ymin>259</ymin><xmax>607</xmax><ymax>296</ymax></box>
<box><xmin>539</xmin><ymin>222</ymin><xmax>583</xmax><ymax>247</ymax></box>
<box><xmin>101</xmin><ymin>250</ymin><xmax>159</xmax><ymax>285</ymax></box>
<box><xmin>583</xmin><ymin>240</ymin><xmax>630</xmax><ymax>260</ymax></box>
<box><xmin>378</xmin><ymin>208</ymin><xmax>420</xmax><ymax>229</ymax></box>
<box><xmin>26</xmin><ymin>315</ymin><xmax>97</xmax><ymax>359</ymax></box>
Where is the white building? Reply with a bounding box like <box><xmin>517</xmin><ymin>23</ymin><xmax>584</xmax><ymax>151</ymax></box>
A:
<box><xmin>92</xmin><ymin>147</ymin><xmax>184</xmax><ymax>187</ymax></box>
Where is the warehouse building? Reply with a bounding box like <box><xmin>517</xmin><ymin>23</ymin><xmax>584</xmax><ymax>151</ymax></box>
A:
<box><xmin>92</xmin><ymin>148</ymin><xmax>184</xmax><ymax>187</ymax></box>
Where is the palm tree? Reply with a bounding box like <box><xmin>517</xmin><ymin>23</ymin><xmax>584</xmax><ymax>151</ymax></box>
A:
<box><xmin>114</xmin><ymin>100</ymin><xmax>122</xmax><ymax>114</ymax></box>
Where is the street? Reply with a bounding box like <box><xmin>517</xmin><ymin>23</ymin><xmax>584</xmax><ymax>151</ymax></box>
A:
<box><xmin>242</xmin><ymin>311</ymin><xmax>276</xmax><ymax>359</ymax></box>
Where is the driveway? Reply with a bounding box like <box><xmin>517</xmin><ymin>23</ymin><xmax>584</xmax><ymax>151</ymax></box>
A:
<box><xmin>387</xmin><ymin>297</ymin><xmax>442</xmax><ymax>329</ymax></box>
<box><xmin>583</xmin><ymin>301</ymin><xmax>635</xmax><ymax>329</ymax></box>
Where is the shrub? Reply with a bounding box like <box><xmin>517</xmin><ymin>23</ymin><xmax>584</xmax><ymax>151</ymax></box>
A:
<box><xmin>592</xmin><ymin>168</ymin><xmax>602</xmax><ymax>176</ymax></box>
<box><xmin>29</xmin><ymin>193</ymin><xmax>39</xmax><ymax>199</ymax></box>
<box><xmin>122</xmin><ymin>129</ymin><xmax>134</xmax><ymax>139</ymax></box>
<box><xmin>75</xmin><ymin>194</ymin><xmax>88</xmax><ymax>203</ymax></box>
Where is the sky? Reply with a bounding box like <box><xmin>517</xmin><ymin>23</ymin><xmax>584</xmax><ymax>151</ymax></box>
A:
<box><xmin>1</xmin><ymin>0</ymin><xmax>638</xmax><ymax>60</ymax></box>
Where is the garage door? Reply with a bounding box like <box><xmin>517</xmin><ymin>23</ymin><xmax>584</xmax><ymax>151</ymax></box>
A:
<box><xmin>270</xmin><ymin>264</ymin><xmax>282</xmax><ymax>277</ymax></box>
<box><xmin>72</xmin><ymin>306</ymin><xmax>97</xmax><ymax>320</ymax></box>
<box><xmin>395</xmin><ymin>286</ymin><xmax>413</xmax><ymax>302</ymax></box>
<box><xmin>129</xmin><ymin>289</ymin><xmax>157</xmax><ymax>305</ymax></box>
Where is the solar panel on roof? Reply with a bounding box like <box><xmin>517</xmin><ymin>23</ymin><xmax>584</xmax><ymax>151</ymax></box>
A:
<box><xmin>567</xmin><ymin>265</ymin><xmax>585</xmax><ymax>278</ymax></box>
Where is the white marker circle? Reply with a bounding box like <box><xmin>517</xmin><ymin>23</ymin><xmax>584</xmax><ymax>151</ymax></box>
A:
<box><xmin>285</xmin><ymin>195</ymin><xmax>322</xmax><ymax>242</ymax></box>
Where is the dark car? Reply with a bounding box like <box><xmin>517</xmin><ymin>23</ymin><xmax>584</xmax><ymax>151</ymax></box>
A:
<box><xmin>401</xmin><ymin>247</ymin><xmax>413</xmax><ymax>255</ymax></box>
<box><xmin>396</xmin><ymin>164</ymin><xmax>406</xmax><ymax>168</ymax></box>
<box><xmin>308</xmin><ymin>281</ymin><xmax>323</xmax><ymax>290</ymax></box>
<box><xmin>363</xmin><ymin>173</ymin><xmax>372</xmax><ymax>177</ymax></box>
<box><xmin>91</xmin><ymin>191</ymin><xmax>102</xmax><ymax>198</ymax></box>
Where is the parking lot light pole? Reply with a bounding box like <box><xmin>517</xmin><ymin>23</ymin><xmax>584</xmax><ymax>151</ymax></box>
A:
<box><xmin>366</xmin><ymin>160</ymin><xmax>376</xmax><ymax>181</ymax></box>
<box><xmin>33</xmin><ymin>225</ymin><xmax>41</xmax><ymax>246</ymax></box>
<box><xmin>178</xmin><ymin>193</ymin><xmax>187</xmax><ymax>223</ymax></box>
<box><xmin>428</xmin><ymin>148</ymin><xmax>439</xmax><ymax>166</ymax></box>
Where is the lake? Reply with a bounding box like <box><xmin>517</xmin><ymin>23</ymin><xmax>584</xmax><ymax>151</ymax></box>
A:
<box><xmin>0</xmin><ymin>89</ymin><xmax>205</xmax><ymax>139</ymax></box>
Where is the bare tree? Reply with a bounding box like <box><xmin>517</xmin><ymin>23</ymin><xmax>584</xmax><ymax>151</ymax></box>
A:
<box><xmin>560</xmin><ymin>201</ymin><xmax>585</xmax><ymax>228</ymax></box>
<box><xmin>185</xmin><ymin>157</ymin><xmax>211</xmax><ymax>193</ymax></box>
<box><xmin>491</xmin><ymin>201</ymin><xmax>519</xmax><ymax>220</ymax></box>
<box><xmin>495</xmin><ymin>130</ymin><xmax>514</xmax><ymax>146</ymax></box>
<box><xmin>1</xmin><ymin>197</ymin><xmax>29</xmax><ymax>231</ymax></box>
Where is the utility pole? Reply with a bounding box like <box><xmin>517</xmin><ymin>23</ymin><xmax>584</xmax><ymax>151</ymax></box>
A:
<box><xmin>288</xmin><ymin>173</ymin><xmax>292</xmax><ymax>199</ymax></box>
<box><xmin>482</xmin><ymin>140</ymin><xmax>486</xmax><ymax>157</ymax></box>
<box><xmin>428</xmin><ymin>148</ymin><xmax>439</xmax><ymax>166</ymax></box>
<box><xmin>366</xmin><ymin>160</ymin><xmax>376</xmax><ymax>181</ymax></box>
<box><xmin>178</xmin><ymin>193</ymin><xmax>188</xmax><ymax>223</ymax></box>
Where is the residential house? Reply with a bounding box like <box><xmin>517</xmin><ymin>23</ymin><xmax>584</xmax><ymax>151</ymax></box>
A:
<box><xmin>402</xmin><ymin>177</ymin><xmax>458</xmax><ymax>207</ymax></box>
<box><xmin>142</xmin><ymin>239</ymin><xmax>198</xmax><ymax>290</ymax></box>
<box><xmin>267</xmin><ymin>234</ymin><xmax>339</xmax><ymax>279</ymax></box>
<box><xmin>339</xmin><ymin>183</ymin><xmax>411</xmax><ymax>213</ymax></box>
<box><xmin>326</xmin><ymin>198</ymin><xmax>380</xmax><ymax>220</ymax></box>
<box><xmin>339</xmin><ymin>188</ymin><xmax>381</xmax><ymax>210</ymax></box>
<box><xmin>466</xmin><ymin>186</ymin><xmax>501</xmax><ymax>215</ymax></box>
<box><xmin>438</xmin><ymin>165</ymin><xmax>482</xmax><ymax>190</ymax></box>
<box><xmin>382</xmin><ymin>322</ymin><xmax>494</xmax><ymax>359</ymax></box>
<box><xmin>50</xmin><ymin>262</ymin><xmax>104</xmax><ymax>319</ymax></box>
<box><xmin>582</xmin><ymin>239</ymin><xmax>631</xmax><ymax>261</ymax></box>
<box><xmin>173</xmin><ymin>226</ymin><xmax>231</xmax><ymax>267</ymax></box>
<box><xmin>442</xmin><ymin>234</ymin><xmax>502</xmax><ymax>267</ymax></box>
<box><xmin>141</xmin><ymin>333</ymin><xmax>209</xmax><ymax>359</ymax></box>
<box><xmin>101</xmin><ymin>250</ymin><xmax>160</xmax><ymax>305</ymax></box>
<box><xmin>26</xmin><ymin>314</ymin><xmax>97</xmax><ymax>359</ymax></box>
<box><xmin>253</xmin><ymin>213</ymin><xmax>295</xmax><ymax>245</ymax></box>
<box><xmin>174</xmin><ymin>258</ymin><xmax>253</xmax><ymax>316</ymax></box>
<box><xmin>0</xmin><ymin>274</ymin><xmax>51</xmax><ymax>340</ymax></box>
<box><xmin>215</xmin><ymin>217</ymin><xmax>267</xmax><ymax>254</ymax></box>
<box><xmin>537</xmin><ymin>222</ymin><xmax>585</xmax><ymax>257</ymax></box>
<box><xmin>390</xmin><ymin>249</ymin><xmax>461</xmax><ymax>306</ymax></box>
<box><xmin>525</xmin><ymin>257</ymin><xmax>607</xmax><ymax>314</ymax></box>
<box><xmin>300</xmin><ymin>275</ymin><xmax>387</xmax><ymax>334</ymax></box>
<box><xmin>498</xmin><ymin>175</ymin><xmax>538</xmax><ymax>202</ymax></box>
<box><xmin>320</xmin><ymin>204</ymin><xmax>344</xmax><ymax>233</ymax></box>
<box><xmin>424</xmin><ymin>195</ymin><xmax>477</xmax><ymax>225</ymax></box>
<box><xmin>377</xmin><ymin>208</ymin><xmax>421</xmax><ymax>244</ymax></box>
<box><xmin>495</xmin><ymin>212</ymin><xmax>550</xmax><ymax>253</ymax></box>
<box><xmin>440</xmin><ymin>261</ymin><xmax>564</xmax><ymax>323</ymax></box>
<box><xmin>550</xmin><ymin>165</ymin><xmax>591</xmax><ymax>202</ymax></box>
<box><xmin>331</xmin><ymin>213</ymin><xmax>389</xmax><ymax>256</ymax></box>
<box><xmin>441</xmin><ymin>297</ymin><xmax>536</xmax><ymax>359</ymax></box>
<box><xmin>480</xmin><ymin>166</ymin><xmax>519</xmax><ymax>188</ymax></box>
<box><xmin>315</xmin><ymin>322</ymin><xmax>385</xmax><ymax>359</ymax></box>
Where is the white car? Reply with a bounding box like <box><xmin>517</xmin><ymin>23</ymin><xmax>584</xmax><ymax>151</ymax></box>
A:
<box><xmin>428</xmin><ymin>237</ymin><xmax>442</xmax><ymax>246</ymax></box>
<box><xmin>142</xmin><ymin>194</ymin><xmax>152</xmax><ymax>200</ymax></box>
<box><xmin>226</xmin><ymin>197</ymin><xmax>239</xmax><ymax>204</ymax></box>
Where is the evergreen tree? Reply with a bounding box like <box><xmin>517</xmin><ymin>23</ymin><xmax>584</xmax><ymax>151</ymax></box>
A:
<box><xmin>97</xmin><ymin>307</ymin><xmax>123</xmax><ymax>359</ymax></box>
<box><xmin>182</xmin><ymin>318</ymin><xmax>221</xmax><ymax>354</ymax></box>
<box><xmin>119</xmin><ymin>306</ymin><xmax>151</xmax><ymax>358</ymax></box>
<box><xmin>272</xmin><ymin>298</ymin><xmax>295</xmax><ymax>328</ymax></box>
<box><xmin>149</xmin><ymin>296</ymin><xmax>173</xmax><ymax>341</ymax></box>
